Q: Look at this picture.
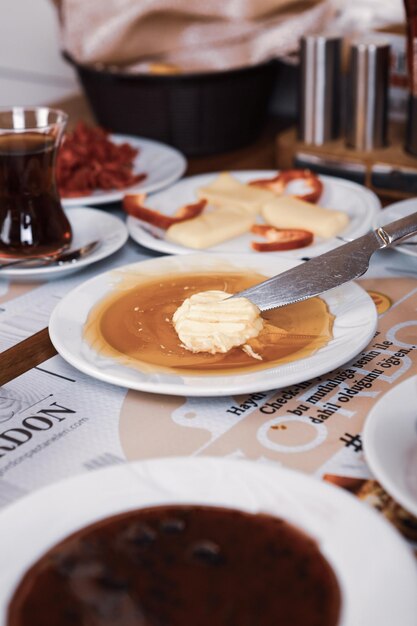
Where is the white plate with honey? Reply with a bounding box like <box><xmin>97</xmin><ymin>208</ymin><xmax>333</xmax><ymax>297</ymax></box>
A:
<box><xmin>49</xmin><ymin>253</ymin><xmax>377</xmax><ymax>396</ymax></box>
<box><xmin>126</xmin><ymin>171</ymin><xmax>381</xmax><ymax>259</ymax></box>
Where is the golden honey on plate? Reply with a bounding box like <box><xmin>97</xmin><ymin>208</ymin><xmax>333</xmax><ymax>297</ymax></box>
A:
<box><xmin>84</xmin><ymin>270</ymin><xmax>334</xmax><ymax>375</ymax></box>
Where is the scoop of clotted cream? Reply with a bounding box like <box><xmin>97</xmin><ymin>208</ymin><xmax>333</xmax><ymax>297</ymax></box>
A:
<box><xmin>172</xmin><ymin>290</ymin><xmax>263</xmax><ymax>355</ymax></box>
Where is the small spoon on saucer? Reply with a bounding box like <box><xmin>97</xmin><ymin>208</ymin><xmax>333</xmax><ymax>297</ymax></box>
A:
<box><xmin>0</xmin><ymin>240</ymin><xmax>101</xmax><ymax>269</ymax></box>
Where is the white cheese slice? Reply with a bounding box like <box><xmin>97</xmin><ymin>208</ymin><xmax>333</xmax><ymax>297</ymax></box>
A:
<box><xmin>197</xmin><ymin>172</ymin><xmax>274</xmax><ymax>217</ymax></box>
<box><xmin>261</xmin><ymin>196</ymin><xmax>349</xmax><ymax>238</ymax></box>
<box><xmin>166</xmin><ymin>206</ymin><xmax>253</xmax><ymax>249</ymax></box>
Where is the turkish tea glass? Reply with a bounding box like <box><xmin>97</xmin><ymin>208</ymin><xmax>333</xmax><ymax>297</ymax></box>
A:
<box><xmin>0</xmin><ymin>107</ymin><xmax>72</xmax><ymax>258</ymax></box>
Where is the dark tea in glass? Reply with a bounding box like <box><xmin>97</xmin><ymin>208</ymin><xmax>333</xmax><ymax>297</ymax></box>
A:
<box><xmin>0</xmin><ymin>108</ymin><xmax>72</xmax><ymax>258</ymax></box>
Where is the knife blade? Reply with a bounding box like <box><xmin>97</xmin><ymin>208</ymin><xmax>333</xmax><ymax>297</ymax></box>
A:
<box><xmin>234</xmin><ymin>211</ymin><xmax>417</xmax><ymax>312</ymax></box>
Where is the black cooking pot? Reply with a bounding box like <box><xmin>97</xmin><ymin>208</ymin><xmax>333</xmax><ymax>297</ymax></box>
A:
<box><xmin>64</xmin><ymin>53</ymin><xmax>278</xmax><ymax>156</ymax></box>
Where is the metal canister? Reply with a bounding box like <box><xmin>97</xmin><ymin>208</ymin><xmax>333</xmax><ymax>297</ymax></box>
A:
<box><xmin>346</xmin><ymin>38</ymin><xmax>390</xmax><ymax>151</ymax></box>
<box><xmin>298</xmin><ymin>34</ymin><xmax>342</xmax><ymax>145</ymax></box>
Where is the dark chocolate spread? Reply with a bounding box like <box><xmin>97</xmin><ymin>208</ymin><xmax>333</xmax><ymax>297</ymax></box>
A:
<box><xmin>8</xmin><ymin>505</ymin><xmax>341</xmax><ymax>626</ymax></box>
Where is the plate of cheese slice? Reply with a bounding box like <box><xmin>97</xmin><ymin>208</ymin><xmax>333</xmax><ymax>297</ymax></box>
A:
<box><xmin>126</xmin><ymin>171</ymin><xmax>381</xmax><ymax>258</ymax></box>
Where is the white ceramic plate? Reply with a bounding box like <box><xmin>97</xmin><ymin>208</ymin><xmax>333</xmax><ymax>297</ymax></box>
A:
<box><xmin>126</xmin><ymin>171</ymin><xmax>381</xmax><ymax>258</ymax></box>
<box><xmin>375</xmin><ymin>198</ymin><xmax>417</xmax><ymax>259</ymax></box>
<box><xmin>48</xmin><ymin>253</ymin><xmax>377</xmax><ymax>396</ymax></box>
<box><xmin>61</xmin><ymin>134</ymin><xmax>187</xmax><ymax>207</ymax></box>
<box><xmin>1</xmin><ymin>457</ymin><xmax>416</xmax><ymax>626</ymax></box>
<box><xmin>0</xmin><ymin>208</ymin><xmax>128</xmax><ymax>281</ymax></box>
<box><xmin>363</xmin><ymin>375</ymin><xmax>417</xmax><ymax>517</ymax></box>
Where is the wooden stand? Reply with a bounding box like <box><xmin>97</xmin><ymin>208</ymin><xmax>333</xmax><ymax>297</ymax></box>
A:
<box><xmin>275</xmin><ymin>123</ymin><xmax>417</xmax><ymax>202</ymax></box>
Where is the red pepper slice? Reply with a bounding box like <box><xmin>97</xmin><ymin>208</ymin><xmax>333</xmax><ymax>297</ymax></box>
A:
<box><xmin>249</xmin><ymin>169</ymin><xmax>323</xmax><ymax>204</ymax></box>
<box><xmin>123</xmin><ymin>196</ymin><xmax>207</xmax><ymax>229</ymax></box>
<box><xmin>251</xmin><ymin>224</ymin><xmax>313</xmax><ymax>251</ymax></box>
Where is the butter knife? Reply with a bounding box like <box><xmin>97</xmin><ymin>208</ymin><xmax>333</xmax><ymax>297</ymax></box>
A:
<box><xmin>234</xmin><ymin>212</ymin><xmax>417</xmax><ymax>311</ymax></box>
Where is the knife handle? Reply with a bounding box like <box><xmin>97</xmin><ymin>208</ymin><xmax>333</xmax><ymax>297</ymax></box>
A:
<box><xmin>379</xmin><ymin>211</ymin><xmax>417</xmax><ymax>245</ymax></box>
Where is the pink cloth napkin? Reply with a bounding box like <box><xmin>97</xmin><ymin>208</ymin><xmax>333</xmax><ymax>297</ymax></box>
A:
<box><xmin>54</xmin><ymin>0</ymin><xmax>333</xmax><ymax>72</ymax></box>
